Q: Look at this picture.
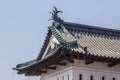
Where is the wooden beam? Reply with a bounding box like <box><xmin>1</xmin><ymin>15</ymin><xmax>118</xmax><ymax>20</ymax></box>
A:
<box><xmin>25</xmin><ymin>72</ymin><xmax>41</xmax><ymax>76</ymax></box>
<box><xmin>85</xmin><ymin>58</ymin><xmax>94</xmax><ymax>65</ymax></box>
<box><xmin>25</xmin><ymin>71</ymin><xmax>37</xmax><ymax>76</ymax></box>
<box><xmin>40</xmin><ymin>70</ymin><xmax>47</xmax><ymax>73</ymax></box>
<box><xmin>36</xmin><ymin>69</ymin><xmax>47</xmax><ymax>74</ymax></box>
<box><xmin>35</xmin><ymin>70</ymin><xmax>41</xmax><ymax>76</ymax></box>
<box><xmin>61</xmin><ymin>52</ymin><xmax>74</xmax><ymax>63</ymax></box>
<box><xmin>108</xmin><ymin>61</ymin><xmax>118</xmax><ymax>67</ymax></box>
<box><xmin>73</xmin><ymin>52</ymin><xmax>84</xmax><ymax>59</ymax></box>
<box><xmin>65</xmin><ymin>57</ymin><xmax>74</xmax><ymax>63</ymax></box>
<box><xmin>56</xmin><ymin>62</ymin><xmax>67</xmax><ymax>66</ymax></box>
<box><xmin>48</xmin><ymin>66</ymin><xmax>56</xmax><ymax>70</ymax></box>
<box><xmin>25</xmin><ymin>72</ymin><xmax>33</xmax><ymax>76</ymax></box>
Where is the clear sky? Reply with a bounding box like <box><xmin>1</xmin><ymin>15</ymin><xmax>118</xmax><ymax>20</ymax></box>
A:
<box><xmin>0</xmin><ymin>0</ymin><xmax>120</xmax><ymax>80</ymax></box>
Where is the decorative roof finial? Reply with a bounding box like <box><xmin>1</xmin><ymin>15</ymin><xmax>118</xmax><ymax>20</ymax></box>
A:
<box><xmin>49</xmin><ymin>6</ymin><xmax>63</xmax><ymax>23</ymax></box>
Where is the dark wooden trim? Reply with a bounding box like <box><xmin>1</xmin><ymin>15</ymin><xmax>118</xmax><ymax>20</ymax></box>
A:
<box><xmin>17</xmin><ymin>48</ymin><xmax>120</xmax><ymax>76</ymax></box>
<box><xmin>108</xmin><ymin>61</ymin><xmax>118</xmax><ymax>67</ymax></box>
<box><xmin>56</xmin><ymin>62</ymin><xmax>67</xmax><ymax>66</ymax></box>
<box><xmin>61</xmin><ymin>52</ymin><xmax>74</xmax><ymax>63</ymax></box>
<box><xmin>40</xmin><ymin>70</ymin><xmax>47</xmax><ymax>73</ymax></box>
<box><xmin>25</xmin><ymin>72</ymin><xmax>33</xmax><ymax>76</ymax></box>
<box><xmin>26</xmin><ymin>72</ymin><xmax>41</xmax><ymax>76</ymax></box>
<box><xmin>48</xmin><ymin>66</ymin><xmax>56</xmax><ymax>70</ymax></box>
<box><xmin>65</xmin><ymin>56</ymin><xmax>74</xmax><ymax>63</ymax></box>
<box><xmin>85</xmin><ymin>58</ymin><xmax>94</xmax><ymax>65</ymax></box>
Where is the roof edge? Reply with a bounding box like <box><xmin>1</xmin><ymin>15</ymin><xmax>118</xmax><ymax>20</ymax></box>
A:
<box><xmin>37</xmin><ymin>29</ymin><xmax>52</xmax><ymax>60</ymax></box>
<box><xmin>64</xmin><ymin>22</ymin><xmax>120</xmax><ymax>36</ymax></box>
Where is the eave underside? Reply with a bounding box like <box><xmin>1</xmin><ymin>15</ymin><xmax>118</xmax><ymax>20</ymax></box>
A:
<box><xmin>17</xmin><ymin>47</ymin><xmax>120</xmax><ymax>76</ymax></box>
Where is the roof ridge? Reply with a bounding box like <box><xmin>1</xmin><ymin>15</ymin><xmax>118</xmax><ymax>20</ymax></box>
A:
<box><xmin>64</xmin><ymin>22</ymin><xmax>120</xmax><ymax>36</ymax></box>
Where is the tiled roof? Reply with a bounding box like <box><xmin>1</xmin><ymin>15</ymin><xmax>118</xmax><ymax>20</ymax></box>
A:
<box><xmin>65</xmin><ymin>22</ymin><xmax>120</xmax><ymax>36</ymax></box>
<box><xmin>64</xmin><ymin>22</ymin><xmax>120</xmax><ymax>58</ymax></box>
<box><xmin>13</xmin><ymin>6</ymin><xmax>120</xmax><ymax>75</ymax></box>
<box><xmin>14</xmin><ymin>21</ymin><xmax>120</xmax><ymax>73</ymax></box>
<box><xmin>49</xmin><ymin>25</ymin><xmax>85</xmax><ymax>53</ymax></box>
<box><xmin>13</xmin><ymin>44</ymin><xmax>62</xmax><ymax>71</ymax></box>
<box><xmin>49</xmin><ymin>26</ymin><xmax>77</xmax><ymax>47</ymax></box>
<box><xmin>48</xmin><ymin>22</ymin><xmax>120</xmax><ymax>59</ymax></box>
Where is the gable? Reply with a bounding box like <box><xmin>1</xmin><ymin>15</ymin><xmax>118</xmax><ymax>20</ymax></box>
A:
<box><xmin>38</xmin><ymin>22</ymin><xmax>120</xmax><ymax>61</ymax></box>
<box><xmin>41</xmin><ymin>35</ymin><xmax>59</xmax><ymax>59</ymax></box>
<box><xmin>37</xmin><ymin>30</ymin><xmax>52</xmax><ymax>60</ymax></box>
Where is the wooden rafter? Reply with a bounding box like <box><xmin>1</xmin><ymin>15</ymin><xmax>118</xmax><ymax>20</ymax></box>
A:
<box><xmin>85</xmin><ymin>58</ymin><xmax>94</xmax><ymax>65</ymax></box>
<box><xmin>65</xmin><ymin>56</ymin><xmax>74</xmax><ymax>63</ymax></box>
<box><xmin>48</xmin><ymin>66</ymin><xmax>56</xmax><ymax>70</ymax></box>
<box><xmin>56</xmin><ymin>61</ymin><xmax>67</xmax><ymax>66</ymax></box>
<box><xmin>61</xmin><ymin>51</ymin><xmax>74</xmax><ymax>63</ymax></box>
<box><xmin>16</xmin><ymin>47</ymin><xmax>120</xmax><ymax>76</ymax></box>
<box><xmin>40</xmin><ymin>70</ymin><xmax>47</xmax><ymax>73</ymax></box>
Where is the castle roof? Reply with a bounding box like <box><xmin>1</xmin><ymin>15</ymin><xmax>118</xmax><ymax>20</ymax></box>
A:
<box><xmin>13</xmin><ymin>21</ymin><xmax>120</xmax><ymax>76</ymax></box>
<box><xmin>13</xmin><ymin>7</ymin><xmax>120</xmax><ymax>76</ymax></box>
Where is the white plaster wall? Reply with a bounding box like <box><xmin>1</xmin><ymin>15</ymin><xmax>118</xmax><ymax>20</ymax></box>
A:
<box><xmin>41</xmin><ymin>67</ymin><xmax>72</xmax><ymax>80</ymax></box>
<box><xmin>72</xmin><ymin>67</ymin><xmax>120</xmax><ymax>80</ymax></box>
<box><xmin>41</xmin><ymin>35</ymin><xmax>59</xmax><ymax>59</ymax></box>
<box><xmin>40</xmin><ymin>59</ymin><xmax>120</xmax><ymax>80</ymax></box>
<box><xmin>72</xmin><ymin>59</ymin><xmax>120</xmax><ymax>80</ymax></box>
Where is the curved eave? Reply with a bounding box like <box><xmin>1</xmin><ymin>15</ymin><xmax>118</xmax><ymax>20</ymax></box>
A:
<box><xmin>15</xmin><ymin>46</ymin><xmax>120</xmax><ymax>76</ymax></box>
<box><xmin>15</xmin><ymin>45</ymin><xmax>63</xmax><ymax>75</ymax></box>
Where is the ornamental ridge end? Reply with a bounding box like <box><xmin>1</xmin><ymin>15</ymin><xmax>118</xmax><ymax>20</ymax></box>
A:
<box><xmin>49</xmin><ymin>6</ymin><xmax>64</xmax><ymax>25</ymax></box>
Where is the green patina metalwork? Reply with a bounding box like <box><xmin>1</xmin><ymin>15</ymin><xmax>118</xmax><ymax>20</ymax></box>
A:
<box><xmin>14</xmin><ymin>60</ymin><xmax>37</xmax><ymax>70</ymax></box>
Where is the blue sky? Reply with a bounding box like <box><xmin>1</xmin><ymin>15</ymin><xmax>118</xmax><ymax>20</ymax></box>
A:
<box><xmin>0</xmin><ymin>0</ymin><xmax>120</xmax><ymax>80</ymax></box>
